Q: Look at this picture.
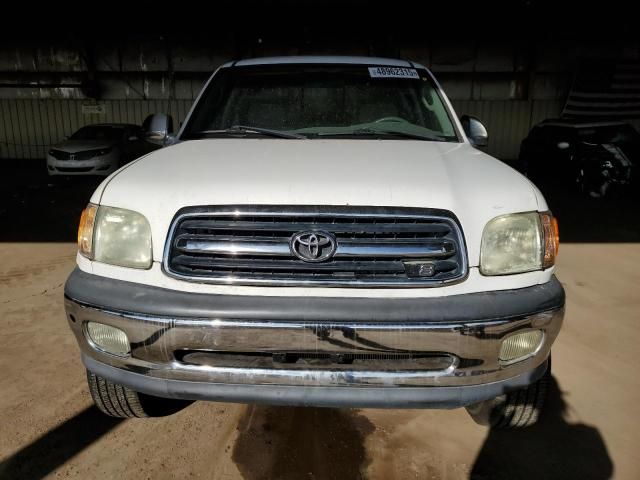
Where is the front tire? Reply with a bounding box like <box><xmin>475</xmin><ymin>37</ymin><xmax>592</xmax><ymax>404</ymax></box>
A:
<box><xmin>87</xmin><ymin>371</ymin><xmax>192</xmax><ymax>418</ymax></box>
<box><xmin>466</xmin><ymin>359</ymin><xmax>551</xmax><ymax>429</ymax></box>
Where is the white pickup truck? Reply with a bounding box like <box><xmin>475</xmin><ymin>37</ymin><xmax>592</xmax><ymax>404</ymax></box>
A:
<box><xmin>65</xmin><ymin>56</ymin><xmax>564</xmax><ymax>428</ymax></box>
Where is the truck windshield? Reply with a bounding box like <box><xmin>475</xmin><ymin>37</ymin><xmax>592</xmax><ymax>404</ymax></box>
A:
<box><xmin>181</xmin><ymin>64</ymin><xmax>459</xmax><ymax>142</ymax></box>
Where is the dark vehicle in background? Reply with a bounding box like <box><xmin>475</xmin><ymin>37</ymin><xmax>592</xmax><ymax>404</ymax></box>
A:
<box><xmin>47</xmin><ymin>123</ymin><xmax>159</xmax><ymax>177</ymax></box>
<box><xmin>520</xmin><ymin>119</ymin><xmax>638</xmax><ymax>197</ymax></box>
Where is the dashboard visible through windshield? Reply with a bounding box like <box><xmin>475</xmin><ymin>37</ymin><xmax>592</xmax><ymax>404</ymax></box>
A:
<box><xmin>181</xmin><ymin>64</ymin><xmax>460</xmax><ymax>142</ymax></box>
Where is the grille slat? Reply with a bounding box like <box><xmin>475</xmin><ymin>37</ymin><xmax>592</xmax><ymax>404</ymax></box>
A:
<box><xmin>180</xmin><ymin>219</ymin><xmax>450</xmax><ymax>236</ymax></box>
<box><xmin>55</xmin><ymin>166</ymin><xmax>94</xmax><ymax>172</ymax></box>
<box><xmin>174</xmin><ymin>235</ymin><xmax>456</xmax><ymax>259</ymax></box>
<box><xmin>48</xmin><ymin>149</ymin><xmax>105</xmax><ymax>160</ymax></box>
<box><xmin>165</xmin><ymin>206</ymin><xmax>467</xmax><ymax>287</ymax></box>
<box><xmin>172</xmin><ymin>255</ymin><xmax>407</xmax><ymax>272</ymax></box>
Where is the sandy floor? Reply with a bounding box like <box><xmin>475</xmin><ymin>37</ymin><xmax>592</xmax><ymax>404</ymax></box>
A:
<box><xmin>0</xmin><ymin>241</ymin><xmax>638</xmax><ymax>479</ymax></box>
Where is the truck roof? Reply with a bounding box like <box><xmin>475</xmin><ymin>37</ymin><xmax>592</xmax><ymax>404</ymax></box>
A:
<box><xmin>227</xmin><ymin>56</ymin><xmax>425</xmax><ymax>69</ymax></box>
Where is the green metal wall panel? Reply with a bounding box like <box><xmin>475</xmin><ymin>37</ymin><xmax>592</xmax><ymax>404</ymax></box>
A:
<box><xmin>0</xmin><ymin>99</ymin><xmax>193</xmax><ymax>160</ymax></box>
<box><xmin>451</xmin><ymin>100</ymin><xmax>563</xmax><ymax>159</ymax></box>
<box><xmin>1</xmin><ymin>99</ymin><xmax>562</xmax><ymax>160</ymax></box>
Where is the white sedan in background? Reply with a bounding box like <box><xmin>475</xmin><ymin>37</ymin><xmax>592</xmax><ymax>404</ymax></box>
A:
<box><xmin>47</xmin><ymin>123</ymin><xmax>158</xmax><ymax>176</ymax></box>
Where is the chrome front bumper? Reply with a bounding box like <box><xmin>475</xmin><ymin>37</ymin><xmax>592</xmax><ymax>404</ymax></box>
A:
<box><xmin>64</xmin><ymin>269</ymin><xmax>564</xmax><ymax>408</ymax></box>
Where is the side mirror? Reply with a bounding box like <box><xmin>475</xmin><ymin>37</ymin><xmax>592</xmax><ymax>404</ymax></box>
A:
<box><xmin>142</xmin><ymin>113</ymin><xmax>174</xmax><ymax>146</ymax></box>
<box><xmin>557</xmin><ymin>141</ymin><xmax>570</xmax><ymax>150</ymax></box>
<box><xmin>460</xmin><ymin>115</ymin><xmax>489</xmax><ymax>148</ymax></box>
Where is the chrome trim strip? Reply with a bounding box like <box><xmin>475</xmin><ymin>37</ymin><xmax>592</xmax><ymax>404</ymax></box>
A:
<box><xmin>178</xmin><ymin>240</ymin><xmax>291</xmax><ymax>256</ymax></box>
<box><xmin>162</xmin><ymin>206</ymin><xmax>469</xmax><ymax>287</ymax></box>
<box><xmin>83</xmin><ymin>354</ymin><xmax>550</xmax><ymax>408</ymax></box>
<box><xmin>177</xmin><ymin>238</ymin><xmax>454</xmax><ymax>258</ymax></box>
<box><xmin>163</xmin><ymin>362</ymin><xmax>460</xmax><ymax>387</ymax></box>
<box><xmin>336</xmin><ymin>241</ymin><xmax>454</xmax><ymax>258</ymax></box>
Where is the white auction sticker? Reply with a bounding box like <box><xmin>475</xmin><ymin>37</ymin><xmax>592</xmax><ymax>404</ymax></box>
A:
<box><xmin>368</xmin><ymin>67</ymin><xmax>419</xmax><ymax>79</ymax></box>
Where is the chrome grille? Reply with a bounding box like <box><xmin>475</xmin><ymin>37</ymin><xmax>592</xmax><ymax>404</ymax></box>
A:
<box><xmin>49</xmin><ymin>149</ymin><xmax>104</xmax><ymax>160</ymax></box>
<box><xmin>164</xmin><ymin>206</ymin><xmax>468</xmax><ymax>287</ymax></box>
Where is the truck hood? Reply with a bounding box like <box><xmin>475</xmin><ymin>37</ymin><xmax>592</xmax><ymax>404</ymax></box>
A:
<box><xmin>96</xmin><ymin>139</ymin><xmax>545</xmax><ymax>265</ymax></box>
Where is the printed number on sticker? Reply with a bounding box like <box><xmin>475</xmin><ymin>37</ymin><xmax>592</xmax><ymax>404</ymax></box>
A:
<box><xmin>369</xmin><ymin>67</ymin><xmax>419</xmax><ymax>79</ymax></box>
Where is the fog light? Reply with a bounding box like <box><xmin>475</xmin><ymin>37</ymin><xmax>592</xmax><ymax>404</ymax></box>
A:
<box><xmin>499</xmin><ymin>330</ymin><xmax>543</xmax><ymax>364</ymax></box>
<box><xmin>85</xmin><ymin>322</ymin><xmax>130</xmax><ymax>357</ymax></box>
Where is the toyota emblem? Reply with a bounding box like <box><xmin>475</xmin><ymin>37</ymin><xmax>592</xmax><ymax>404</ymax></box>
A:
<box><xmin>290</xmin><ymin>231</ymin><xmax>337</xmax><ymax>262</ymax></box>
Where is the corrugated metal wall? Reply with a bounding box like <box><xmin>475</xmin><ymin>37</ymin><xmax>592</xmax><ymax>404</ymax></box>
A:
<box><xmin>0</xmin><ymin>99</ymin><xmax>193</xmax><ymax>160</ymax></box>
<box><xmin>0</xmin><ymin>98</ymin><xmax>562</xmax><ymax>161</ymax></box>
<box><xmin>451</xmin><ymin>100</ymin><xmax>564</xmax><ymax>159</ymax></box>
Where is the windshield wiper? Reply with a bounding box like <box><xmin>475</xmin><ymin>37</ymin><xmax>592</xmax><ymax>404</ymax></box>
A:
<box><xmin>317</xmin><ymin>128</ymin><xmax>446</xmax><ymax>142</ymax></box>
<box><xmin>192</xmin><ymin>125</ymin><xmax>306</xmax><ymax>139</ymax></box>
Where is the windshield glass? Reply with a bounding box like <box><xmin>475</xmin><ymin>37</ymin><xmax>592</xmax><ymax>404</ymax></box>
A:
<box><xmin>182</xmin><ymin>64</ymin><xmax>459</xmax><ymax>141</ymax></box>
<box><xmin>70</xmin><ymin>126</ymin><xmax>125</xmax><ymax>141</ymax></box>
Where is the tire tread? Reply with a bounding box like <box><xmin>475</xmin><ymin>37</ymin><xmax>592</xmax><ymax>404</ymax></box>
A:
<box><xmin>86</xmin><ymin>371</ymin><xmax>149</xmax><ymax>418</ymax></box>
<box><xmin>467</xmin><ymin>359</ymin><xmax>552</xmax><ymax>429</ymax></box>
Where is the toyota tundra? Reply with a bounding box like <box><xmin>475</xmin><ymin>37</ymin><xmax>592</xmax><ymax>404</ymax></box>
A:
<box><xmin>64</xmin><ymin>56</ymin><xmax>563</xmax><ymax>428</ymax></box>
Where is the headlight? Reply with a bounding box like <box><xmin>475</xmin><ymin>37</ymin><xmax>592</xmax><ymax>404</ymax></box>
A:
<box><xmin>97</xmin><ymin>147</ymin><xmax>113</xmax><ymax>156</ymax></box>
<box><xmin>78</xmin><ymin>203</ymin><xmax>152</xmax><ymax>269</ymax></box>
<box><xmin>480</xmin><ymin>212</ymin><xmax>559</xmax><ymax>276</ymax></box>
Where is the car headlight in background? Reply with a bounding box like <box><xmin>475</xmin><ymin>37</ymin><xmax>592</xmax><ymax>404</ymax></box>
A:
<box><xmin>97</xmin><ymin>147</ymin><xmax>113</xmax><ymax>156</ymax></box>
<box><xmin>78</xmin><ymin>203</ymin><xmax>152</xmax><ymax>269</ymax></box>
<box><xmin>480</xmin><ymin>212</ymin><xmax>559</xmax><ymax>276</ymax></box>
<box><xmin>48</xmin><ymin>149</ymin><xmax>63</xmax><ymax>159</ymax></box>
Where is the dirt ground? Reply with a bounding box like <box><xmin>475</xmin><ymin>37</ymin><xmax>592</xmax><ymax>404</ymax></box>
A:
<box><xmin>0</xmin><ymin>171</ymin><xmax>639</xmax><ymax>479</ymax></box>
<box><xmin>0</xmin><ymin>242</ymin><xmax>638</xmax><ymax>479</ymax></box>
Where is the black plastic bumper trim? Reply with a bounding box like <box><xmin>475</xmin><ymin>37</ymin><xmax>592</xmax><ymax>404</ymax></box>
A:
<box><xmin>65</xmin><ymin>268</ymin><xmax>564</xmax><ymax>323</ymax></box>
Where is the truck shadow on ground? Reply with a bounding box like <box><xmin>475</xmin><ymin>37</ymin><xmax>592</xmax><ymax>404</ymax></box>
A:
<box><xmin>232</xmin><ymin>405</ymin><xmax>375</xmax><ymax>480</ymax></box>
<box><xmin>471</xmin><ymin>376</ymin><xmax>614</xmax><ymax>480</ymax></box>
<box><xmin>0</xmin><ymin>377</ymin><xmax>614</xmax><ymax>480</ymax></box>
<box><xmin>231</xmin><ymin>376</ymin><xmax>614</xmax><ymax>480</ymax></box>
<box><xmin>0</xmin><ymin>406</ymin><xmax>123</xmax><ymax>480</ymax></box>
